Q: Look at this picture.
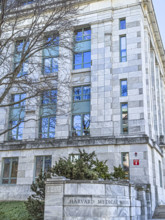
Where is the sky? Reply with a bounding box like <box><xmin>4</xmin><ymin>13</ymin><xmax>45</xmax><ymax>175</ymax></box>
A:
<box><xmin>152</xmin><ymin>0</ymin><xmax>165</xmax><ymax>48</ymax></box>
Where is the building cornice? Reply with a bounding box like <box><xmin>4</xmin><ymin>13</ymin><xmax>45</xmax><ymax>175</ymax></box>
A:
<box><xmin>142</xmin><ymin>0</ymin><xmax>165</xmax><ymax>71</ymax></box>
<box><xmin>0</xmin><ymin>136</ymin><xmax>163</xmax><ymax>156</ymax></box>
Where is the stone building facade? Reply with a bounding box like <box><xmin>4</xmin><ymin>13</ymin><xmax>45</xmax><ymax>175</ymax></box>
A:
<box><xmin>0</xmin><ymin>0</ymin><xmax>165</xmax><ymax>217</ymax></box>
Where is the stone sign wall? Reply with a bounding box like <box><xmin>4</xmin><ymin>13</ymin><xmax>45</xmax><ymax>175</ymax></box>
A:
<box><xmin>44</xmin><ymin>177</ymin><xmax>152</xmax><ymax>220</ymax></box>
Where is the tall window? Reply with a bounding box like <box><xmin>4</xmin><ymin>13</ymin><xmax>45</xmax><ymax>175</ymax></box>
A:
<box><xmin>2</xmin><ymin>158</ymin><xmax>18</xmax><ymax>184</ymax></box>
<box><xmin>72</xmin><ymin>85</ymin><xmax>90</xmax><ymax>136</ymax></box>
<box><xmin>74</xmin><ymin>27</ymin><xmax>91</xmax><ymax>69</ymax></box>
<box><xmin>43</xmin><ymin>35</ymin><xmax>59</xmax><ymax>74</ymax></box>
<box><xmin>120</xmin><ymin>35</ymin><xmax>127</xmax><ymax>62</ymax></box>
<box><xmin>8</xmin><ymin>94</ymin><xmax>26</xmax><ymax>140</ymax></box>
<box><xmin>15</xmin><ymin>40</ymin><xmax>29</xmax><ymax>77</ymax></box>
<box><xmin>119</xmin><ymin>18</ymin><xmax>126</xmax><ymax>30</ymax></box>
<box><xmin>121</xmin><ymin>103</ymin><xmax>128</xmax><ymax>134</ymax></box>
<box><xmin>35</xmin><ymin>156</ymin><xmax>51</xmax><ymax>180</ymax></box>
<box><xmin>120</xmin><ymin>79</ymin><xmax>127</xmax><ymax>96</ymax></box>
<box><xmin>121</xmin><ymin>152</ymin><xmax>129</xmax><ymax>179</ymax></box>
<box><xmin>40</xmin><ymin>90</ymin><xmax>57</xmax><ymax>138</ymax></box>
<box><xmin>159</xmin><ymin>160</ymin><xmax>163</xmax><ymax>188</ymax></box>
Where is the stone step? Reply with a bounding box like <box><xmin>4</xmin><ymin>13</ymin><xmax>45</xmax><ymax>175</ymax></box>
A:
<box><xmin>153</xmin><ymin>205</ymin><xmax>165</xmax><ymax>219</ymax></box>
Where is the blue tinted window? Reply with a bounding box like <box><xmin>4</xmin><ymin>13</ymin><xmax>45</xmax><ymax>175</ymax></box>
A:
<box><xmin>73</xmin><ymin>86</ymin><xmax>90</xmax><ymax>102</ymax></box>
<box><xmin>121</xmin><ymin>80</ymin><xmax>127</xmax><ymax>96</ymax></box>
<box><xmin>120</xmin><ymin>36</ymin><xmax>127</xmax><ymax>62</ymax></box>
<box><xmin>43</xmin><ymin>35</ymin><xmax>59</xmax><ymax>74</ymax></box>
<box><xmin>120</xmin><ymin>19</ymin><xmax>126</xmax><ymax>30</ymax></box>
<box><xmin>72</xmin><ymin>86</ymin><xmax>90</xmax><ymax>136</ymax></box>
<box><xmin>74</xmin><ymin>27</ymin><xmax>91</xmax><ymax>69</ymax></box>
<box><xmin>15</xmin><ymin>40</ymin><xmax>29</xmax><ymax>77</ymax></box>
<box><xmin>121</xmin><ymin>103</ymin><xmax>128</xmax><ymax>134</ymax></box>
<box><xmin>9</xmin><ymin>94</ymin><xmax>26</xmax><ymax>140</ymax></box>
<box><xmin>40</xmin><ymin>90</ymin><xmax>57</xmax><ymax>138</ymax></box>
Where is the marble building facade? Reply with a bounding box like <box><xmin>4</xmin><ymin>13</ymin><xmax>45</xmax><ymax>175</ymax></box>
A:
<box><xmin>0</xmin><ymin>0</ymin><xmax>165</xmax><ymax>217</ymax></box>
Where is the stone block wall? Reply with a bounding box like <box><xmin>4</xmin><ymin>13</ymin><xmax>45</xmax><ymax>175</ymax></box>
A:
<box><xmin>44</xmin><ymin>177</ymin><xmax>154</xmax><ymax>220</ymax></box>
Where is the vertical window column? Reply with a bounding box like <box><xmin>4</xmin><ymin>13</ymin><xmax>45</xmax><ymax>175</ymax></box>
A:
<box><xmin>9</xmin><ymin>93</ymin><xmax>26</xmax><ymax>140</ymax></box>
<box><xmin>119</xmin><ymin>18</ymin><xmax>126</xmax><ymax>30</ymax></box>
<box><xmin>120</xmin><ymin>35</ymin><xmax>127</xmax><ymax>62</ymax></box>
<box><xmin>121</xmin><ymin>103</ymin><xmax>128</xmax><ymax>134</ymax></box>
<box><xmin>121</xmin><ymin>152</ymin><xmax>129</xmax><ymax>179</ymax></box>
<box><xmin>72</xmin><ymin>86</ymin><xmax>90</xmax><ymax>136</ymax></box>
<box><xmin>15</xmin><ymin>40</ymin><xmax>29</xmax><ymax>77</ymax></box>
<box><xmin>40</xmin><ymin>90</ymin><xmax>57</xmax><ymax>138</ymax></box>
<box><xmin>43</xmin><ymin>35</ymin><xmax>59</xmax><ymax>74</ymax></box>
<box><xmin>74</xmin><ymin>27</ymin><xmax>91</xmax><ymax>69</ymax></box>
<box><xmin>120</xmin><ymin>79</ymin><xmax>127</xmax><ymax>96</ymax></box>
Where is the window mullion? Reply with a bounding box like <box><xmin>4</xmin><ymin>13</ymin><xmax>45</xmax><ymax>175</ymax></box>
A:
<box><xmin>9</xmin><ymin>159</ymin><xmax>12</xmax><ymax>184</ymax></box>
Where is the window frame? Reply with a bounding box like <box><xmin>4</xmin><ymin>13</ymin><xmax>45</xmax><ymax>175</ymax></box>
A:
<box><xmin>14</xmin><ymin>39</ymin><xmax>29</xmax><ymax>77</ymax></box>
<box><xmin>121</xmin><ymin>152</ymin><xmax>129</xmax><ymax>179</ymax></box>
<box><xmin>39</xmin><ymin>90</ymin><xmax>57</xmax><ymax>139</ymax></box>
<box><xmin>121</xmin><ymin>103</ymin><xmax>128</xmax><ymax>134</ymax></box>
<box><xmin>8</xmin><ymin>93</ymin><xmax>26</xmax><ymax>141</ymax></box>
<box><xmin>73</xmin><ymin>27</ymin><xmax>91</xmax><ymax>70</ymax></box>
<box><xmin>34</xmin><ymin>155</ymin><xmax>52</xmax><ymax>181</ymax></box>
<box><xmin>71</xmin><ymin>85</ymin><xmax>90</xmax><ymax>136</ymax></box>
<box><xmin>2</xmin><ymin>157</ymin><xmax>19</xmax><ymax>185</ymax></box>
<box><xmin>120</xmin><ymin>79</ymin><xmax>128</xmax><ymax>97</ymax></box>
<box><xmin>120</xmin><ymin>35</ymin><xmax>127</xmax><ymax>62</ymax></box>
<box><xmin>119</xmin><ymin>18</ymin><xmax>126</xmax><ymax>30</ymax></box>
<box><xmin>42</xmin><ymin>34</ymin><xmax>59</xmax><ymax>75</ymax></box>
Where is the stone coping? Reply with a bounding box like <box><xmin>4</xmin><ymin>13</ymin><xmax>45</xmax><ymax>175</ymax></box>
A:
<box><xmin>46</xmin><ymin>177</ymin><xmax>132</xmax><ymax>186</ymax></box>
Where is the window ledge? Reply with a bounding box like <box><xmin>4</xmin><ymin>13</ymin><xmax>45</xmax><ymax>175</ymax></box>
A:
<box><xmin>71</xmin><ymin>68</ymin><xmax>91</xmax><ymax>75</ymax></box>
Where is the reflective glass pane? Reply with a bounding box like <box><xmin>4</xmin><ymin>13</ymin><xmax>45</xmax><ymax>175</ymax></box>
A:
<box><xmin>13</xmin><ymin>94</ymin><xmax>20</xmax><ymax>107</ymax></box>
<box><xmin>74</xmin><ymin>53</ymin><xmax>82</xmax><ymax>65</ymax></box>
<box><xmin>2</xmin><ymin>179</ymin><xmax>9</xmax><ymax>184</ymax></box>
<box><xmin>121</xmin><ymin>80</ymin><xmax>127</xmax><ymax>96</ymax></box>
<box><xmin>51</xmin><ymin>90</ymin><xmax>57</xmax><ymax>103</ymax></box>
<box><xmin>11</xmin><ymin>179</ymin><xmax>16</xmax><ymax>184</ymax></box>
<box><xmin>52</xmin><ymin>57</ymin><xmax>58</xmax><ymax>72</ymax></box>
<box><xmin>73</xmin><ymin>87</ymin><xmax>81</xmax><ymax>101</ymax></box>
<box><xmin>121</xmin><ymin>37</ymin><xmax>126</xmax><ymax>50</ymax></box>
<box><xmin>16</xmin><ymin>41</ymin><xmax>24</xmax><ymax>52</ymax></box>
<box><xmin>84</xmin><ymin>28</ymin><xmax>91</xmax><ymax>40</ymax></box>
<box><xmin>74</xmin><ymin>64</ymin><xmax>82</xmax><ymax>70</ymax></box>
<box><xmin>11</xmin><ymin>159</ymin><xmax>18</xmax><ymax>178</ymax></box>
<box><xmin>42</xmin><ymin>91</ymin><xmax>50</xmax><ymax>104</ymax></box>
<box><xmin>41</xmin><ymin>118</ymin><xmax>48</xmax><ymax>133</ymax></box>
<box><xmin>44</xmin><ymin>58</ymin><xmax>51</xmax><ymax>74</ymax></box>
<box><xmin>3</xmin><ymin>158</ymin><xmax>10</xmax><ymax>178</ymax></box>
<box><xmin>41</xmin><ymin>133</ymin><xmax>48</xmax><ymax>138</ymax></box>
<box><xmin>122</xmin><ymin>104</ymin><xmax>128</xmax><ymax>113</ymax></box>
<box><xmin>45</xmin><ymin>156</ymin><xmax>51</xmax><ymax>172</ymax></box>
<box><xmin>23</xmin><ymin>62</ymin><xmax>28</xmax><ymax>74</ymax></box>
<box><xmin>49</xmin><ymin>117</ymin><xmax>56</xmax><ymax>133</ymax></box>
<box><xmin>120</xmin><ymin>19</ymin><xmax>126</xmax><ymax>30</ymax></box>
<box><xmin>83</xmin><ymin>51</ymin><xmax>91</xmax><ymax>65</ymax></box>
<box><xmin>73</xmin><ymin>115</ymin><xmax>81</xmax><ymax>132</ymax></box>
<box><xmin>83</xmin><ymin>114</ymin><xmax>90</xmax><ymax>130</ymax></box>
<box><xmin>75</xmin><ymin>29</ymin><xmax>83</xmax><ymax>42</ymax></box>
<box><xmin>83</xmin><ymin>86</ymin><xmax>90</xmax><ymax>100</ymax></box>
<box><xmin>36</xmin><ymin>156</ymin><xmax>43</xmax><ymax>177</ymax></box>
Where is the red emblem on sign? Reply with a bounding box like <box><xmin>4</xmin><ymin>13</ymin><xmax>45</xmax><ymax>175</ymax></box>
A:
<box><xmin>133</xmin><ymin>159</ymin><xmax>139</xmax><ymax>165</ymax></box>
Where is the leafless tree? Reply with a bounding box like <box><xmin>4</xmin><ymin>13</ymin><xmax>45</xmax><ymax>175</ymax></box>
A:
<box><xmin>0</xmin><ymin>0</ymin><xmax>79</xmax><ymax>138</ymax></box>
